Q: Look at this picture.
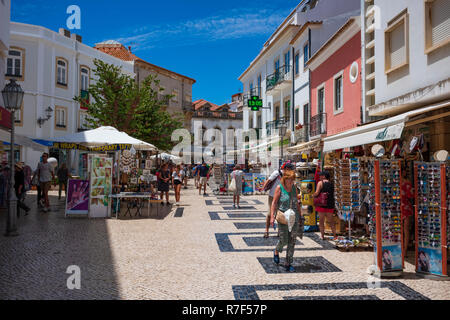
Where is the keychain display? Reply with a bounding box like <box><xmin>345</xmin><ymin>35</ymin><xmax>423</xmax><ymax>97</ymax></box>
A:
<box><xmin>414</xmin><ymin>162</ymin><xmax>448</xmax><ymax>278</ymax></box>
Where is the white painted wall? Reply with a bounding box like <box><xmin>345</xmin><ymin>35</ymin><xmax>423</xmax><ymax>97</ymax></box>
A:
<box><xmin>0</xmin><ymin>0</ymin><xmax>10</xmax><ymax>109</ymax></box>
<box><xmin>374</xmin><ymin>0</ymin><xmax>450</xmax><ymax>105</ymax></box>
<box><xmin>9</xmin><ymin>22</ymin><xmax>134</xmax><ymax>171</ymax></box>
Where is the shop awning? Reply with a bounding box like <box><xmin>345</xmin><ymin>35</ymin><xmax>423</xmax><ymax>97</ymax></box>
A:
<box><xmin>0</xmin><ymin>129</ymin><xmax>48</xmax><ymax>152</ymax></box>
<box><xmin>43</xmin><ymin>126</ymin><xmax>157</xmax><ymax>151</ymax></box>
<box><xmin>287</xmin><ymin>139</ymin><xmax>321</xmax><ymax>153</ymax></box>
<box><xmin>323</xmin><ymin>100</ymin><xmax>450</xmax><ymax>152</ymax></box>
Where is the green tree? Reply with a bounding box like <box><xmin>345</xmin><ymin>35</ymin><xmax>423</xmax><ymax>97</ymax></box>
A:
<box><xmin>74</xmin><ymin>59</ymin><xmax>184</xmax><ymax>151</ymax></box>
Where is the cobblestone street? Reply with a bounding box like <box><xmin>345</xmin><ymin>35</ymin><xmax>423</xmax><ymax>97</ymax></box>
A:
<box><xmin>0</xmin><ymin>182</ymin><xmax>449</xmax><ymax>300</ymax></box>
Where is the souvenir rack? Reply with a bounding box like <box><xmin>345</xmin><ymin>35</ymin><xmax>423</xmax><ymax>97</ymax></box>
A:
<box><xmin>373</xmin><ymin>159</ymin><xmax>404</xmax><ymax>276</ymax></box>
<box><xmin>414</xmin><ymin>162</ymin><xmax>448</xmax><ymax>278</ymax></box>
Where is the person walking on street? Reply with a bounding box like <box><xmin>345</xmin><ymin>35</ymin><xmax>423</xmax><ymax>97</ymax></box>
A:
<box><xmin>14</xmin><ymin>162</ymin><xmax>30</xmax><ymax>216</ymax></box>
<box><xmin>270</xmin><ymin>169</ymin><xmax>302</xmax><ymax>272</ymax></box>
<box><xmin>157</xmin><ymin>163</ymin><xmax>171</xmax><ymax>205</ymax></box>
<box><xmin>172</xmin><ymin>165</ymin><xmax>183</xmax><ymax>206</ymax></box>
<box><xmin>37</xmin><ymin>152</ymin><xmax>54</xmax><ymax>212</ymax></box>
<box><xmin>313</xmin><ymin>171</ymin><xmax>337</xmax><ymax>240</ymax></box>
<box><xmin>57</xmin><ymin>163</ymin><xmax>71</xmax><ymax>200</ymax></box>
<box><xmin>31</xmin><ymin>168</ymin><xmax>43</xmax><ymax>208</ymax></box>
<box><xmin>231</xmin><ymin>165</ymin><xmax>244</xmax><ymax>208</ymax></box>
<box><xmin>198</xmin><ymin>162</ymin><xmax>210</xmax><ymax>195</ymax></box>
<box><xmin>263</xmin><ymin>162</ymin><xmax>295</xmax><ymax>238</ymax></box>
<box><xmin>193</xmin><ymin>164</ymin><xmax>200</xmax><ymax>188</ymax></box>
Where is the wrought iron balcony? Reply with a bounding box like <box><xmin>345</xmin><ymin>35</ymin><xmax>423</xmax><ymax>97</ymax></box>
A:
<box><xmin>243</xmin><ymin>87</ymin><xmax>261</xmax><ymax>106</ymax></box>
<box><xmin>193</xmin><ymin>110</ymin><xmax>243</xmax><ymax>120</ymax></box>
<box><xmin>266</xmin><ymin>65</ymin><xmax>292</xmax><ymax>93</ymax></box>
<box><xmin>310</xmin><ymin>113</ymin><xmax>327</xmax><ymax>138</ymax></box>
<box><xmin>266</xmin><ymin>117</ymin><xmax>288</xmax><ymax>136</ymax></box>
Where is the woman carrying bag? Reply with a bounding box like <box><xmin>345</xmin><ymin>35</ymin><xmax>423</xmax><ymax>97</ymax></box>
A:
<box><xmin>270</xmin><ymin>169</ymin><xmax>303</xmax><ymax>272</ymax></box>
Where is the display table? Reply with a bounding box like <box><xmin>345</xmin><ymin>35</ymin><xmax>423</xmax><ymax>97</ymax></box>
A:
<box><xmin>109</xmin><ymin>192</ymin><xmax>163</xmax><ymax>219</ymax></box>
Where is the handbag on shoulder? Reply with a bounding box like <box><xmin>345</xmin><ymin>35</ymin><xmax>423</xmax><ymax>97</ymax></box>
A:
<box><xmin>314</xmin><ymin>192</ymin><xmax>328</xmax><ymax>207</ymax></box>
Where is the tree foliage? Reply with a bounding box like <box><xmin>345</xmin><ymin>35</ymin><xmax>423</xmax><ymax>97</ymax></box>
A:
<box><xmin>74</xmin><ymin>59</ymin><xmax>184</xmax><ymax>151</ymax></box>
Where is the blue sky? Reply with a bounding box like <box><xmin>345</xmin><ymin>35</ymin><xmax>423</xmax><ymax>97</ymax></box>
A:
<box><xmin>11</xmin><ymin>0</ymin><xmax>299</xmax><ymax>105</ymax></box>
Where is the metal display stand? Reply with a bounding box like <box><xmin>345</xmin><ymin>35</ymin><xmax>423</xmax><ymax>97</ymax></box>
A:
<box><xmin>414</xmin><ymin>161</ymin><xmax>449</xmax><ymax>280</ymax></box>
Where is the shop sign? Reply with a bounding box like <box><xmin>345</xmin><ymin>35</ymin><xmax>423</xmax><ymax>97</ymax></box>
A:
<box><xmin>53</xmin><ymin>142</ymin><xmax>132</xmax><ymax>151</ymax></box>
<box><xmin>0</xmin><ymin>107</ymin><xmax>11</xmax><ymax>130</ymax></box>
<box><xmin>375</xmin><ymin>128</ymin><xmax>388</xmax><ymax>141</ymax></box>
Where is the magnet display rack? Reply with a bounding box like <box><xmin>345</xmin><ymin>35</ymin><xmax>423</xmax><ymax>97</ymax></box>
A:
<box><xmin>372</xmin><ymin>159</ymin><xmax>404</xmax><ymax>277</ymax></box>
<box><xmin>414</xmin><ymin>162</ymin><xmax>448</xmax><ymax>279</ymax></box>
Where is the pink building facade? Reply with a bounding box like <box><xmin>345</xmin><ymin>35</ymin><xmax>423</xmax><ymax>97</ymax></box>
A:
<box><xmin>308</xmin><ymin>18</ymin><xmax>362</xmax><ymax>139</ymax></box>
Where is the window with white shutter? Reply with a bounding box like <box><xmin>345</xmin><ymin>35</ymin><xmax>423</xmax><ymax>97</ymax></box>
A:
<box><xmin>425</xmin><ymin>0</ymin><xmax>450</xmax><ymax>54</ymax></box>
<box><xmin>55</xmin><ymin>106</ymin><xmax>67</xmax><ymax>129</ymax></box>
<box><xmin>56</xmin><ymin>58</ymin><xmax>68</xmax><ymax>87</ymax></box>
<box><xmin>384</xmin><ymin>11</ymin><xmax>409</xmax><ymax>74</ymax></box>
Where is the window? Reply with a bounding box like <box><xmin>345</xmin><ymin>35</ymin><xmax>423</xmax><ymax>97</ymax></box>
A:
<box><xmin>284</xmin><ymin>100</ymin><xmax>290</xmax><ymax>121</ymax></box>
<box><xmin>79</xmin><ymin>111</ymin><xmax>89</xmax><ymax>129</ymax></box>
<box><xmin>14</xmin><ymin>101</ymin><xmax>23</xmax><ymax>126</ymax></box>
<box><xmin>274</xmin><ymin>59</ymin><xmax>280</xmax><ymax>73</ymax></box>
<box><xmin>317</xmin><ymin>86</ymin><xmax>325</xmax><ymax>114</ymax></box>
<box><xmin>257</xmin><ymin>114</ymin><xmax>262</xmax><ymax>129</ymax></box>
<box><xmin>284</xmin><ymin>51</ymin><xmax>290</xmax><ymax>73</ymax></box>
<box><xmin>304</xmin><ymin>42</ymin><xmax>309</xmax><ymax>66</ymax></box>
<box><xmin>80</xmin><ymin>67</ymin><xmax>89</xmax><ymax>91</ymax></box>
<box><xmin>425</xmin><ymin>0</ymin><xmax>450</xmax><ymax>54</ymax></box>
<box><xmin>334</xmin><ymin>73</ymin><xmax>343</xmax><ymax>113</ymax></box>
<box><xmin>172</xmin><ymin>88</ymin><xmax>179</xmax><ymax>102</ymax></box>
<box><xmin>295</xmin><ymin>52</ymin><xmax>300</xmax><ymax>75</ymax></box>
<box><xmin>275</xmin><ymin>105</ymin><xmax>280</xmax><ymax>120</ymax></box>
<box><xmin>55</xmin><ymin>106</ymin><xmax>67</xmax><ymax>129</ymax></box>
<box><xmin>6</xmin><ymin>47</ymin><xmax>24</xmax><ymax>81</ymax></box>
<box><xmin>303</xmin><ymin>103</ymin><xmax>309</xmax><ymax>125</ymax></box>
<box><xmin>56</xmin><ymin>58</ymin><xmax>68</xmax><ymax>87</ymax></box>
<box><xmin>257</xmin><ymin>75</ymin><xmax>262</xmax><ymax>96</ymax></box>
<box><xmin>295</xmin><ymin>108</ymin><xmax>299</xmax><ymax>124</ymax></box>
<box><xmin>249</xmin><ymin>82</ymin><xmax>254</xmax><ymax>95</ymax></box>
<box><xmin>385</xmin><ymin>11</ymin><xmax>409</xmax><ymax>74</ymax></box>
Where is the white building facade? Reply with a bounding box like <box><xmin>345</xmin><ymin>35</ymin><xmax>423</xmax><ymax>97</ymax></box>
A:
<box><xmin>239</xmin><ymin>0</ymin><xmax>361</xmax><ymax>167</ymax></box>
<box><xmin>361</xmin><ymin>0</ymin><xmax>450</xmax><ymax>152</ymax></box>
<box><xmin>0</xmin><ymin>0</ymin><xmax>11</xmax><ymax>161</ymax></box>
<box><xmin>7</xmin><ymin>22</ymin><xmax>134</xmax><ymax>172</ymax></box>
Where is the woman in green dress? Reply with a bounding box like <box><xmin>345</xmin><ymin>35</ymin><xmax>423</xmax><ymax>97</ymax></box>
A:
<box><xmin>270</xmin><ymin>169</ymin><xmax>302</xmax><ymax>272</ymax></box>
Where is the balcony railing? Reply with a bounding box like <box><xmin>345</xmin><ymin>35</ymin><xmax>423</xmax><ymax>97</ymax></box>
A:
<box><xmin>310</xmin><ymin>113</ymin><xmax>327</xmax><ymax>137</ymax></box>
<box><xmin>243</xmin><ymin>87</ymin><xmax>261</xmax><ymax>106</ymax></box>
<box><xmin>193</xmin><ymin>110</ymin><xmax>243</xmax><ymax>120</ymax></box>
<box><xmin>266</xmin><ymin>117</ymin><xmax>288</xmax><ymax>136</ymax></box>
<box><xmin>266</xmin><ymin>65</ymin><xmax>291</xmax><ymax>92</ymax></box>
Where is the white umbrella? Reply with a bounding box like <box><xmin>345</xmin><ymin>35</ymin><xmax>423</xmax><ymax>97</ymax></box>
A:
<box><xmin>44</xmin><ymin>126</ymin><xmax>157</xmax><ymax>151</ymax></box>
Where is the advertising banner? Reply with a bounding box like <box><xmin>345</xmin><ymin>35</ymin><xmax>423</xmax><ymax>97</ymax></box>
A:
<box><xmin>243</xmin><ymin>173</ymin><xmax>254</xmax><ymax>194</ymax></box>
<box><xmin>65</xmin><ymin>179</ymin><xmax>89</xmax><ymax>216</ymax></box>
<box><xmin>417</xmin><ymin>247</ymin><xmax>443</xmax><ymax>276</ymax></box>
<box><xmin>253</xmin><ymin>174</ymin><xmax>267</xmax><ymax>193</ymax></box>
<box><xmin>89</xmin><ymin>157</ymin><xmax>113</xmax><ymax>218</ymax></box>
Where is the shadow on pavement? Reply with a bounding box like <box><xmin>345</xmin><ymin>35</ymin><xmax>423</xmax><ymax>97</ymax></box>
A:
<box><xmin>0</xmin><ymin>192</ymin><xmax>121</xmax><ymax>299</ymax></box>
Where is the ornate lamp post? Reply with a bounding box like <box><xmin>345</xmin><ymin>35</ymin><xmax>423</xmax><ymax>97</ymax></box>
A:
<box><xmin>2</xmin><ymin>79</ymin><xmax>24</xmax><ymax>236</ymax></box>
<box><xmin>279</xmin><ymin>120</ymin><xmax>287</xmax><ymax>168</ymax></box>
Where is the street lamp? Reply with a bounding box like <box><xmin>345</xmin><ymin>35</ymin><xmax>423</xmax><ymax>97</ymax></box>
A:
<box><xmin>2</xmin><ymin>79</ymin><xmax>24</xmax><ymax>237</ymax></box>
<box><xmin>37</xmin><ymin>106</ymin><xmax>53</xmax><ymax>127</ymax></box>
<box><xmin>279</xmin><ymin>120</ymin><xmax>287</xmax><ymax>168</ymax></box>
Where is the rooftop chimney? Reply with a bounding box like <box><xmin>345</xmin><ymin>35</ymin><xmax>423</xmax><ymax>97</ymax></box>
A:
<box><xmin>128</xmin><ymin>46</ymin><xmax>132</xmax><ymax>52</ymax></box>
<box><xmin>70</xmin><ymin>33</ymin><xmax>82</xmax><ymax>43</ymax></box>
<box><xmin>58</xmin><ymin>28</ymin><xmax>71</xmax><ymax>38</ymax></box>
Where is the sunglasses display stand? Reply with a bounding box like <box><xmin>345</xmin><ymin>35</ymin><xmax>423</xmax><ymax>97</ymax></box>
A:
<box><xmin>371</xmin><ymin>159</ymin><xmax>404</xmax><ymax>278</ymax></box>
<box><xmin>414</xmin><ymin>162</ymin><xmax>449</xmax><ymax>279</ymax></box>
<box><xmin>334</xmin><ymin>158</ymin><xmax>368</xmax><ymax>246</ymax></box>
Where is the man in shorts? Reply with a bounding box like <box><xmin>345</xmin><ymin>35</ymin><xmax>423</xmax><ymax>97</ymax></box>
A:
<box><xmin>37</xmin><ymin>152</ymin><xmax>55</xmax><ymax>212</ymax></box>
<box><xmin>198</xmin><ymin>162</ymin><xmax>210</xmax><ymax>195</ymax></box>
